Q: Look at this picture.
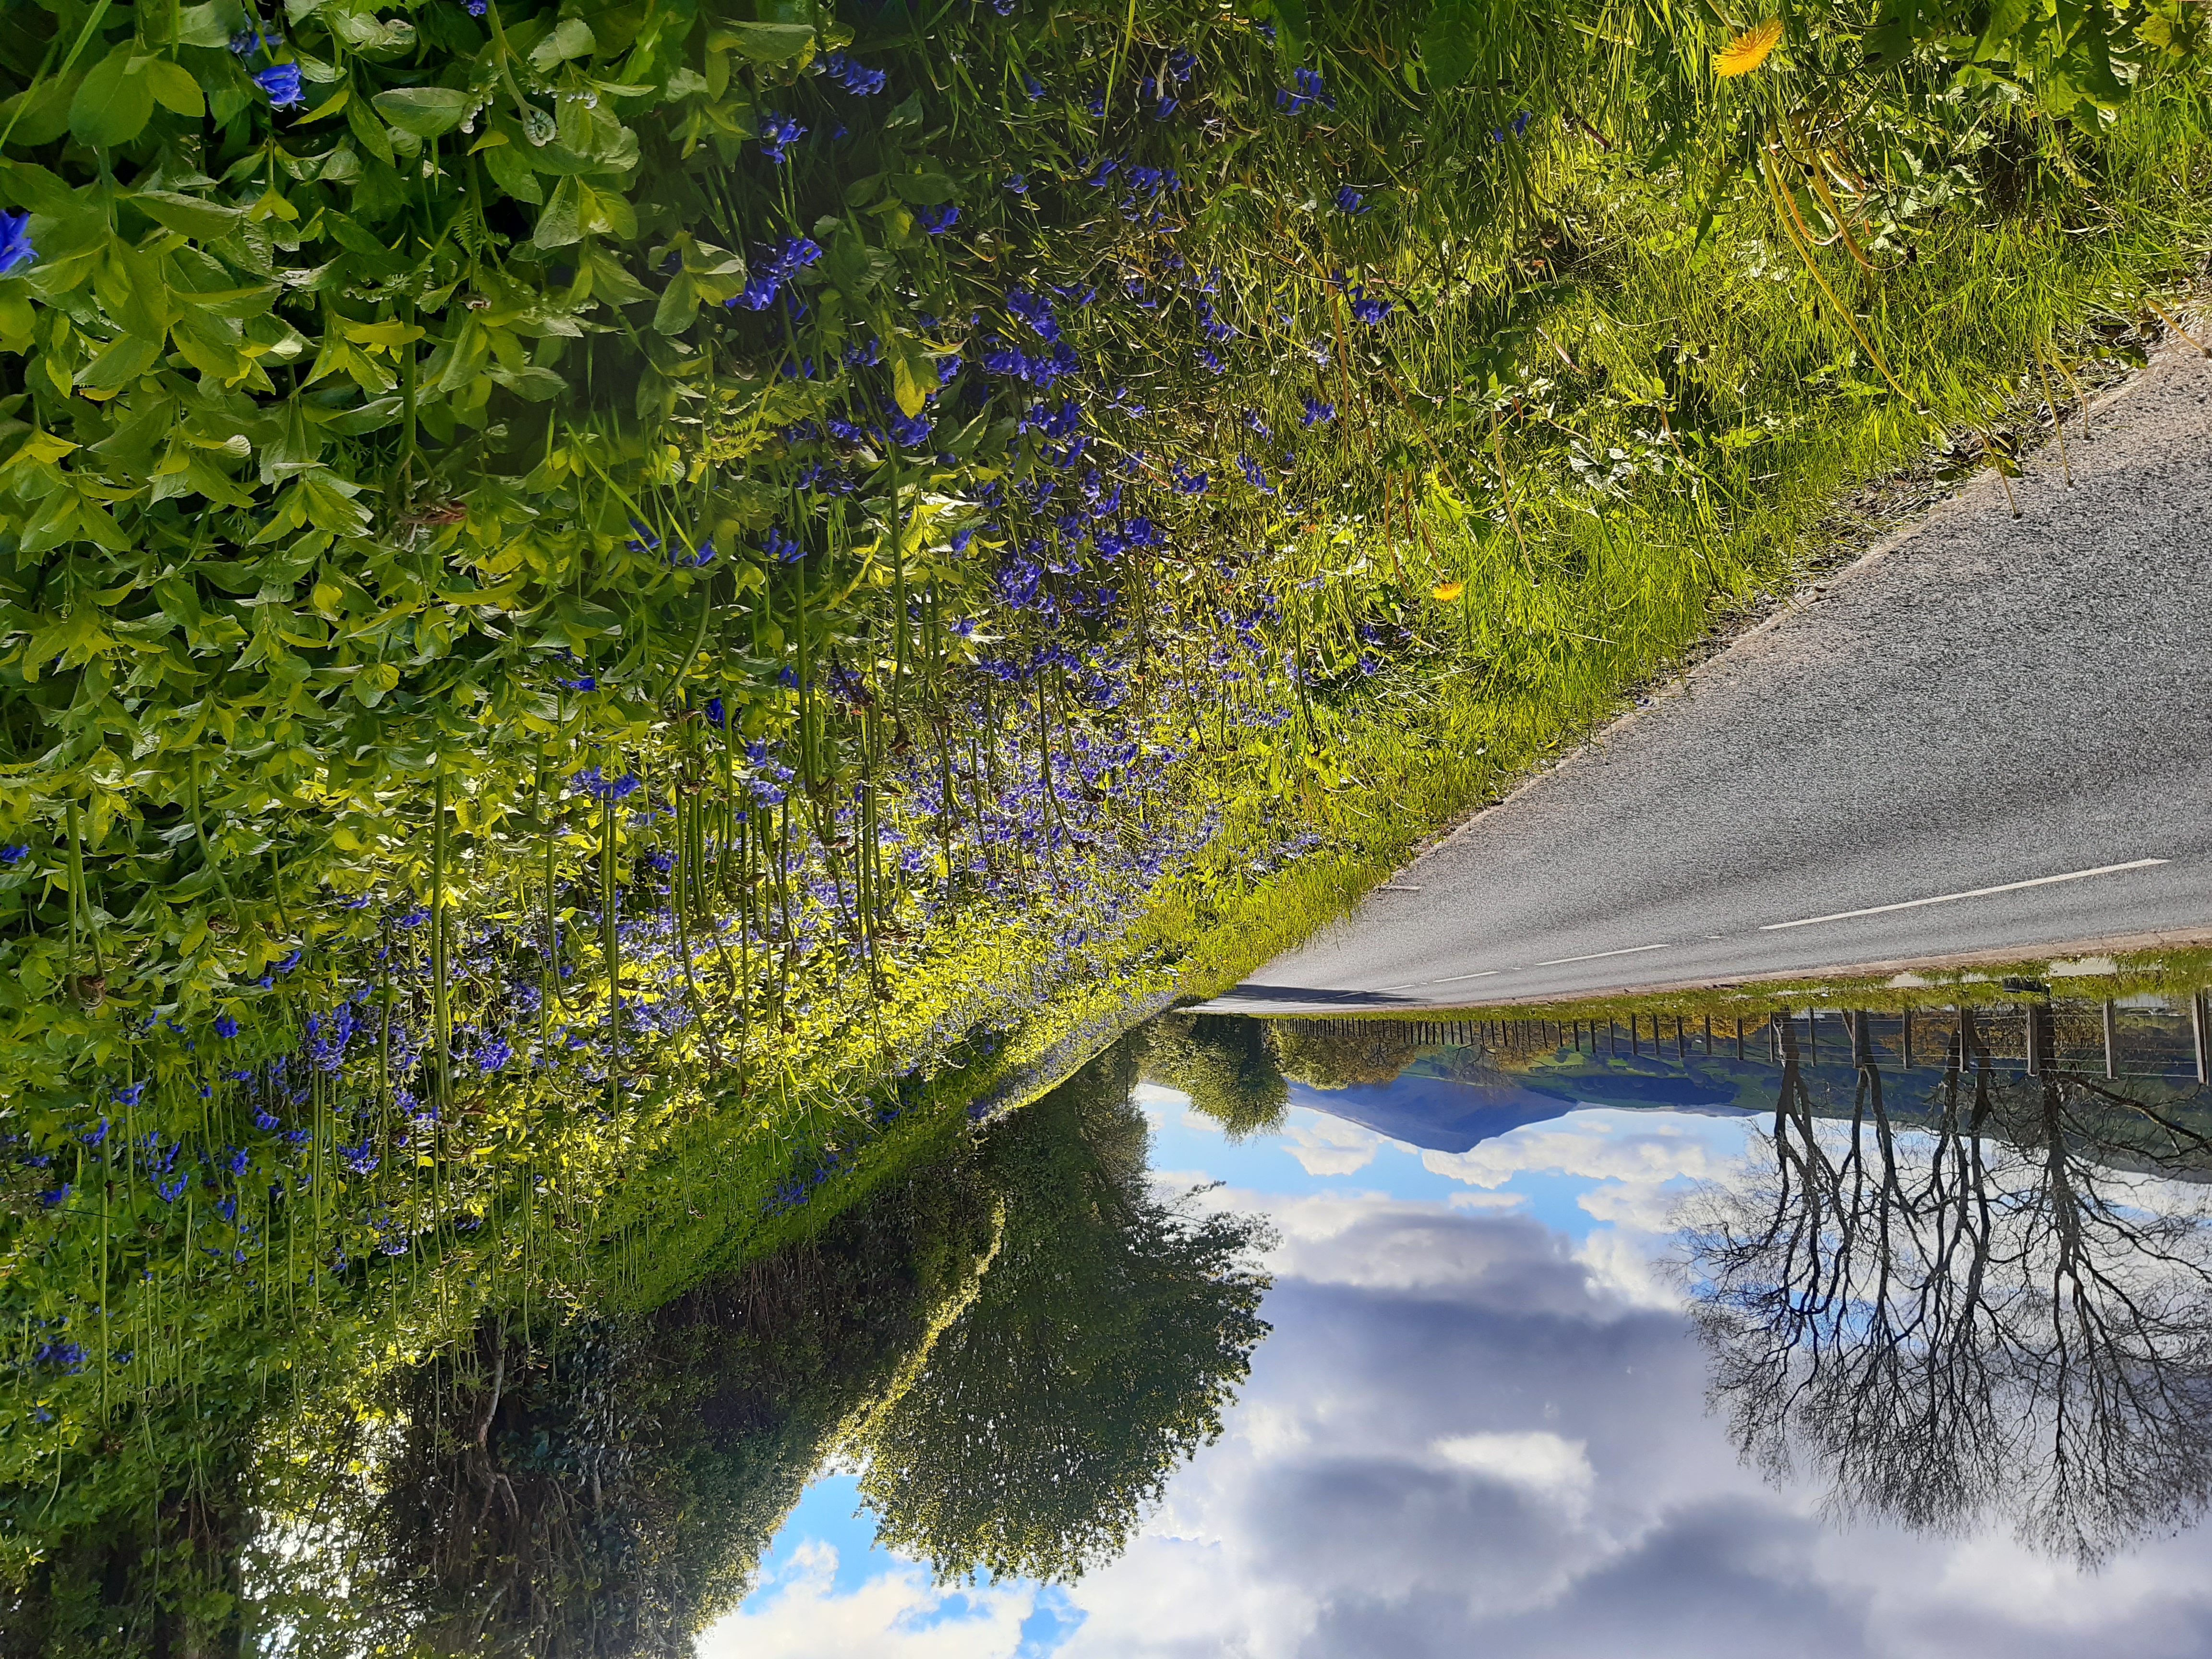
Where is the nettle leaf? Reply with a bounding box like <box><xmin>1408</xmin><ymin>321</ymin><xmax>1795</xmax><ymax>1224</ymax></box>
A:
<box><xmin>372</xmin><ymin>86</ymin><xmax>475</xmax><ymax>138</ymax></box>
<box><xmin>70</xmin><ymin>49</ymin><xmax>156</xmax><ymax>149</ymax></box>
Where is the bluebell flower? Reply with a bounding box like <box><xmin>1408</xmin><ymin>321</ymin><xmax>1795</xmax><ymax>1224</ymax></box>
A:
<box><xmin>704</xmin><ymin>696</ymin><xmax>727</xmax><ymax>727</ymax></box>
<box><xmin>1005</xmin><ymin>289</ymin><xmax>1061</xmax><ymax>341</ymax></box>
<box><xmin>1301</xmin><ymin>394</ymin><xmax>1335</xmax><ymax>427</ymax></box>
<box><xmin>1004</xmin><ymin>171</ymin><xmax>1029</xmax><ymax>194</ymax></box>
<box><xmin>1334</xmin><ymin>185</ymin><xmax>1371</xmax><ymax>215</ymax></box>
<box><xmin>156</xmin><ymin>1174</ymin><xmax>187</xmax><ymax>1203</ymax></box>
<box><xmin>38</xmin><ymin>1184</ymin><xmax>69</xmax><ymax>1209</ymax></box>
<box><xmin>763</xmin><ymin>527</ymin><xmax>805</xmax><ymax>563</ymax></box>
<box><xmin>570</xmin><ymin>766</ymin><xmax>642</xmax><ymax>802</ymax></box>
<box><xmin>0</xmin><ymin>844</ymin><xmax>26</xmax><ymax>865</ymax></box>
<box><xmin>1276</xmin><ymin>67</ymin><xmax>1332</xmax><ymax>113</ymax></box>
<box><xmin>78</xmin><ymin>1118</ymin><xmax>108</xmax><ymax>1148</ymax></box>
<box><xmin>1196</xmin><ymin>346</ymin><xmax>1224</xmax><ymax>373</ymax></box>
<box><xmin>254</xmin><ymin>1109</ymin><xmax>280</xmax><ymax>1131</ymax></box>
<box><xmin>111</xmin><ymin>1080</ymin><xmax>146</xmax><ymax>1108</ymax></box>
<box><xmin>556</xmin><ymin>673</ymin><xmax>597</xmax><ymax>691</ymax></box>
<box><xmin>476</xmin><ymin>1038</ymin><xmax>512</xmax><ymax>1073</ymax></box>
<box><xmin>1154</xmin><ymin>94</ymin><xmax>1178</xmax><ymax>119</ymax></box>
<box><xmin>214</xmin><ymin>1015</ymin><xmax>240</xmax><ymax>1039</ymax></box>
<box><xmin>1238</xmin><ymin>456</ymin><xmax>1275</xmax><ymax>493</ymax></box>
<box><xmin>229</xmin><ymin>28</ymin><xmax>267</xmax><ymax>55</ymax></box>
<box><xmin>758</xmin><ymin>111</ymin><xmax>807</xmax><ymax>163</ymax></box>
<box><xmin>276</xmin><ymin>949</ymin><xmax>302</xmax><ymax>973</ymax></box>
<box><xmin>818</xmin><ymin>50</ymin><xmax>888</xmax><ymax>95</ymax></box>
<box><xmin>33</xmin><ymin>1340</ymin><xmax>84</xmax><ymax>1371</ymax></box>
<box><xmin>1021</xmin><ymin>71</ymin><xmax>1046</xmax><ymax>100</ymax></box>
<box><xmin>0</xmin><ymin>214</ymin><xmax>34</xmax><ymax>276</ymax></box>
<box><xmin>254</xmin><ymin>62</ymin><xmax>305</xmax><ymax>109</ymax></box>
<box><xmin>1171</xmin><ymin>464</ymin><xmax>1209</xmax><ymax>494</ymax></box>
<box><xmin>917</xmin><ymin>204</ymin><xmax>959</xmax><ymax>234</ymax></box>
<box><xmin>1347</xmin><ymin>286</ymin><xmax>1392</xmax><ymax>325</ymax></box>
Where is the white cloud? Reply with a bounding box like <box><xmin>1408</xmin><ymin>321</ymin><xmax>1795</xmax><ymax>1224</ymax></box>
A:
<box><xmin>1417</xmin><ymin>1111</ymin><xmax>1733</xmax><ymax>1192</ymax></box>
<box><xmin>1432</xmin><ymin>1432</ymin><xmax>1596</xmax><ymax>1518</ymax></box>
<box><xmin>697</xmin><ymin>1540</ymin><xmax>1048</xmax><ymax>1659</ymax></box>
<box><xmin>1279</xmin><ymin>1113</ymin><xmax>1391</xmax><ymax>1176</ymax></box>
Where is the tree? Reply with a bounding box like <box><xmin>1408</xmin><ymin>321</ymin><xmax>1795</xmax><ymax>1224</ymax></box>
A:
<box><xmin>1678</xmin><ymin>1010</ymin><xmax>2212</xmax><ymax>1565</ymax></box>
<box><xmin>1264</xmin><ymin>1020</ymin><xmax>1430</xmax><ymax>1091</ymax></box>
<box><xmin>849</xmin><ymin>1036</ymin><xmax>1274</xmax><ymax>1583</ymax></box>
<box><xmin>1143</xmin><ymin>1013</ymin><xmax>1290</xmax><ymax>1139</ymax></box>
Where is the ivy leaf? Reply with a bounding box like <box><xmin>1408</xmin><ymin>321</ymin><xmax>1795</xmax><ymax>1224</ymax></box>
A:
<box><xmin>371</xmin><ymin>87</ymin><xmax>473</xmax><ymax>139</ymax></box>
<box><xmin>70</xmin><ymin>49</ymin><xmax>155</xmax><ymax>149</ymax></box>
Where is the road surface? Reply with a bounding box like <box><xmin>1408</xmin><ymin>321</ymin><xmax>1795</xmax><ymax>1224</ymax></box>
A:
<box><xmin>1203</xmin><ymin>337</ymin><xmax>2212</xmax><ymax>1014</ymax></box>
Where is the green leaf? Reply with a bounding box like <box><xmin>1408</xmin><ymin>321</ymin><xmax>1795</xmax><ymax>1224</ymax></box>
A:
<box><xmin>175</xmin><ymin>1</ymin><xmax>245</xmax><ymax>48</ymax></box>
<box><xmin>76</xmin><ymin>332</ymin><xmax>162</xmax><ymax>391</ymax></box>
<box><xmin>1420</xmin><ymin>0</ymin><xmax>1479</xmax><ymax>88</ymax></box>
<box><xmin>0</xmin><ymin>75</ymin><xmax>83</xmax><ymax>148</ymax></box>
<box><xmin>319</xmin><ymin>395</ymin><xmax>402</xmax><ymax>434</ymax></box>
<box><xmin>145</xmin><ymin>60</ymin><xmax>205</xmax><ymax>118</ymax></box>
<box><xmin>652</xmin><ymin>269</ymin><xmax>699</xmax><ymax>334</ymax></box>
<box><xmin>344</xmin><ymin>95</ymin><xmax>396</xmax><ymax>166</ymax></box>
<box><xmin>135</xmin><ymin>189</ymin><xmax>244</xmax><ymax>240</ymax></box>
<box><xmin>528</xmin><ymin>16</ymin><xmax>598</xmax><ymax>72</ymax></box>
<box><xmin>889</xmin><ymin>335</ymin><xmax>934</xmax><ymax>419</ymax></box>
<box><xmin>534</xmin><ymin>176</ymin><xmax>584</xmax><ymax>247</ymax></box>
<box><xmin>718</xmin><ymin>20</ymin><xmax>817</xmax><ymax>62</ymax></box>
<box><xmin>70</xmin><ymin>48</ymin><xmax>155</xmax><ymax>149</ymax></box>
<box><xmin>888</xmin><ymin>171</ymin><xmax>959</xmax><ymax>205</ymax></box>
<box><xmin>371</xmin><ymin>86</ymin><xmax>473</xmax><ymax>138</ymax></box>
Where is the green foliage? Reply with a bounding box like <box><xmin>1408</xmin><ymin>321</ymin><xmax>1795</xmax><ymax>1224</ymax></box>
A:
<box><xmin>1144</xmin><ymin>1010</ymin><xmax>1289</xmax><ymax>1138</ymax></box>
<box><xmin>848</xmin><ymin>1035</ymin><xmax>1274</xmax><ymax>1583</ymax></box>
<box><xmin>0</xmin><ymin>0</ymin><xmax>2208</xmax><ymax>1641</ymax></box>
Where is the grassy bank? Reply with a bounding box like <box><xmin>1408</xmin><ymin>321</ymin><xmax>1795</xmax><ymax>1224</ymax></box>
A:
<box><xmin>1136</xmin><ymin>81</ymin><xmax>2212</xmax><ymax>1000</ymax></box>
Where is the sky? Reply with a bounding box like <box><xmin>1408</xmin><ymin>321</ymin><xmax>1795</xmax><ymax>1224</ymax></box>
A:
<box><xmin>696</xmin><ymin>1083</ymin><xmax>2212</xmax><ymax>1659</ymax></box>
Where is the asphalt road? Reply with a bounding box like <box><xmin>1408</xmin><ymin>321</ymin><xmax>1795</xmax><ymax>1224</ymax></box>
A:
<box><xmin>1203</xmin><ymin>338</ymin><xmax>2212</xmax><ymax>1015</ymax></box>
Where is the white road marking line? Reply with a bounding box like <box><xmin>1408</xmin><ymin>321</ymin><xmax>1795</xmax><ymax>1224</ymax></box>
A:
<box><xmin>1760</xmin><ymin>858</ymin><xmax>2169</xmax><ymax>932</ymax></box>
<box><xmin>1536</xmin><ymin>942</ymin><xmax>1675</xmax><ymax>967</ymax></box>
<box><xmin>1370</xmin><ymin>969</ymin><xmax>1505</xmax><ymax>993</ymax></box>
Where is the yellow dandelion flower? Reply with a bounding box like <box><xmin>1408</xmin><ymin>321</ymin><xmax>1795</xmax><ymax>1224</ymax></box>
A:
<box><xmin>1714</xmin><ymin>18</ymin><xmax>1783</xmax><ymax>76</ymax></box>
<box><xmin>1431</xmin><ymin>580</ymin><xmax>1466</xmax><ymax>601</ymax></box>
